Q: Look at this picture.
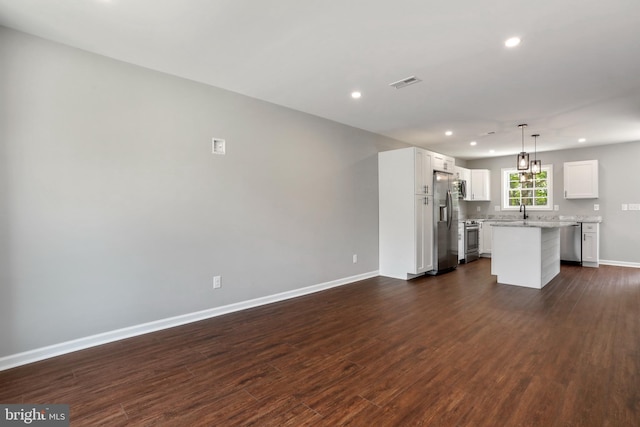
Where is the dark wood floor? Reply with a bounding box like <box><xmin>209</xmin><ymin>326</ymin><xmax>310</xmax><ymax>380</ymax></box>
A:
<box><xmin>1</xmin><ymin>259</ymin><xmax>639</xmax><ymax>426</ymax></box>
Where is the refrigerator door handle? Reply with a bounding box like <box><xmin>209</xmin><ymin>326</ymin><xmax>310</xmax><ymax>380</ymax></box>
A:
<box><xmin>446</xmin><ymin>190</ymin><xmax>452</xmax><ymax>229</ymax></box>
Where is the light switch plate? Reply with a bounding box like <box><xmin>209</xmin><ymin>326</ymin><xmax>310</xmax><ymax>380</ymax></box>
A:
<box><xmin>629</xmin><ymin>204</ymin><xmax>640</xmax><ymax>211</ymax></box>
<box><xmin>622</xmin><ymin>204</ymin><xmax>628</xmax><ymax>211</ymax></box>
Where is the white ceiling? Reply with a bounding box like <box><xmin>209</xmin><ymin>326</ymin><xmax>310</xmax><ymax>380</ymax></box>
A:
<box><xmin>1</xmin><ymin>0</ymin><xmax>639</xmax><ymax>159</ymax></box>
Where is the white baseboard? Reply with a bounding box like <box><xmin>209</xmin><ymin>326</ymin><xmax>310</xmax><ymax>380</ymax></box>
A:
<box><xmin>0</xmin><ymin>270</ymin><xmax>379</xmax><ymax>372</ymax></box>
<box><xmin>599</xmin><ymin>260</ymin><xmax>640</xmax><ymax>268</ymax></box>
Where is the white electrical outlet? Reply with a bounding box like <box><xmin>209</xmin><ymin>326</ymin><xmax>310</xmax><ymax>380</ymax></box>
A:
<box><xmin>594</xmin><ymin>204</ymin><xmax>599</xmax><ymax>211</ymax></box>
<box><xmin>622</xmin><ymin>204</ymin><xmax>628</xmax><ymax>211</ymax></box>
<box><xmin>477</xmin><ymin>206</ymin><xmax>481</xmax><ymax>212</ymax></box>
<box><xmin>212</xmin><ymin>138</ymin><xmax>226</xmax><ymax>155</ymax></box>
<box><xmin>213</xmin><ymin>276</ymin><xmax>221</xmax><ymax>289</ymax></box>
<box><xmin>353</xmin><ymin>254</ymin><xmax>357</xmax><ymax>263</ymax></box>
<box><xmin>554</xmin><ymin>205</ymin><xmax>559</xmax><ymax>211</ymax></box>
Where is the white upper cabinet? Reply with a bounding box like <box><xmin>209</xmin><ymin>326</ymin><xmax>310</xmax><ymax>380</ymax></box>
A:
<box><xmin>432</xmin><ymin>153</ymin><xmax>454</xmax><ymax>173</ymax></box>
<box><xmin>564</xmin><ymin>160</ymin><xmax>599</xmax><ymax>199</ymax></box>
<box><xmin>470</xmin><ymin>169</ymin><xmax>491</xmax><ymax>201</ymax></box>
<box><xmin>415</xmin><ymin>148</ymin><xmax>432</xmax><ymax>195</ymax></box>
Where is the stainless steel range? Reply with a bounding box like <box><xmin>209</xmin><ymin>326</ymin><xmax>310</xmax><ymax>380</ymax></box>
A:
<box><xmin>464</xmin><ymin>220</ymin><xmax>479</xmax><ymax>263</ymax></box>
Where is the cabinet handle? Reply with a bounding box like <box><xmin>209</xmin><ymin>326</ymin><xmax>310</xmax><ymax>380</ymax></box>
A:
<box><xmin>424</xmin><ymin>185</ymin><xmax>428</xmax><ymax>194</ymax></box>
<box><xmin>584</xmin><ymin>234</ymin><xmax>586</xmax><ymax>241</ymax></box>
<box><xmin>424</xmin><ymin>197</ymin><xmax>429</xmax><ymax>205</ymax></box>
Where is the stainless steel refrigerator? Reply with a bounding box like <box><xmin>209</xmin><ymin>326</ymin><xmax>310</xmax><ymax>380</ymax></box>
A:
<box><xmin>429</xmin><ymin>171</ymin><xmax>459</xmax><ymax>275</ymax></box>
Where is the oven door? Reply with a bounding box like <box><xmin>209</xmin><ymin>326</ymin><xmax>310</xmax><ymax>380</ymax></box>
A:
<box><xmin>465</xmin><ymin>225</ymin><xmax>479</xmax><ymax>262</ymax></box>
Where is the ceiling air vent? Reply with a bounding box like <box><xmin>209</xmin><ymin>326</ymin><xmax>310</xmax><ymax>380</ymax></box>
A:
<box><xmin>389</xmin><ymin>76</ymin><xmax>422</xmax><ymax>89</ymax></box>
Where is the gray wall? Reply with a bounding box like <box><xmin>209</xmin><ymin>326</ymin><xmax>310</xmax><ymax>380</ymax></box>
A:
<box><xmin>0</xmin><ymin>27</ymin><xmax>407</xmax><ymax>357</ymax></box>
<box><xmin>464</xmin><ymin>141</ymin><xmax>640</xmax><ymax>264</ymax></box>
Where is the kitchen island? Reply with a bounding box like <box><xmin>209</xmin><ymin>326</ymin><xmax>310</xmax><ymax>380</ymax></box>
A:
<box><xmin>491</xmin><ymin>221</ymin><xmax>578</xmax><ymax>289</ymax></box>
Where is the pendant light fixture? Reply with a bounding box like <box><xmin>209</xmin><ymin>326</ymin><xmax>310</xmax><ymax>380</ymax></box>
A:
<box><xmin>516</xmin><ymin>124</ymin><xmax>529</xmax><ymax>171</ymax></box>
<box><xmin>530</xmin><ymin>134</ymin><xmax>542</xmax><ymax>174</ymax></box>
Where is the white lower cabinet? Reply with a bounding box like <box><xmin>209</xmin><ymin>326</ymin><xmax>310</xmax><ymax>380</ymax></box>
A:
<box><xmin>415</xmin><ymin>194</ymin><xmax>434</xmax><ymax>273</ymax></box>
<box><xmin>582</xmin><ymin>223</ymin><xmax>599</xmax><ymax>267</ymax></box>
<box><xmin>479</xmin><ymin>221</ymin><xmax>494</xmax><ymax>255</ymax></box>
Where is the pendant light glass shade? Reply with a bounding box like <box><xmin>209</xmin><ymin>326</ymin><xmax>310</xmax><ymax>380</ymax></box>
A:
<box><xmin>530</xmin><ymin>159</ymin><xmax>542</xmax><ymax>174</ymax></box>
<box><xmin>530</xmin><ymin>133</ymin><xmax>541</xmax><ymax>174</ymax></box>
<box><xmin>519</xmin><ymin>172</ymin><xmax>531</xmax><ymax>182</ymax></box>
<box><xmin>516</xmin><ymin>124</ymin><xmax>529</xmax><ymax>171</ymax></box>
<box><xmin>517</xmin><ymin>152</ymin><xmax>530</xmax><ymax>170</ymax></box>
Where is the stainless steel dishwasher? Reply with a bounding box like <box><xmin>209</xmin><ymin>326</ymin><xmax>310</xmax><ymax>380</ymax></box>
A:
<box><xmin>560</xmin><ymin>223</ymin><xmax>582</xmax><ymax>264</ymax></box>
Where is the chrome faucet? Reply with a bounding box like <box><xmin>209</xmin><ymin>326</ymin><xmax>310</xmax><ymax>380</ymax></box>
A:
<box><xmin>519</xmin><ymin>204</ymin><xmax>528</xmax><ymax>220</ymax></box>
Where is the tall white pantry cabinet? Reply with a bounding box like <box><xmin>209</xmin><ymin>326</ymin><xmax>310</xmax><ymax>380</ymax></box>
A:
<box><xmin>379</xmin><ymin>147</ymin><xmax>433</xmax><ymax>279</ymax></box>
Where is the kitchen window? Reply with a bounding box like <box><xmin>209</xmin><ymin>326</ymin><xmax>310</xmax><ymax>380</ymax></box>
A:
<box><xmin>501</xmin><ymin>165</ymin><xmax>553</xmax><ymax>210</ymax></box>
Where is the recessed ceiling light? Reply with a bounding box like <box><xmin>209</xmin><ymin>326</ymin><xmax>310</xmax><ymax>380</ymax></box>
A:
<box><xmin>489</xmin><ymin>149</ymin><xmax>496</xmax><ymax>154</ymax></box>
<box><xmin>470</xmin><ymin>141</ymin><xmax>477</xmax><ymax>146</ymax></box>
<box><xmin>578</xmin><ymin>138</ymin><xmax>586</xmax><ymax>143</ymax></box>
<box><xmin>351</xmin><ymin>91</ymin><xmax>361</xmax><ymax>99</ymax></box>
<box><xmin>505</xmin><ymin>37</ymin><xmax>521</xmax><ymax>48</ymax></box>
<box><xmin>445</xmin><ymin>131</ymin><xmax>453</xmax><ymax>136</ymax></box>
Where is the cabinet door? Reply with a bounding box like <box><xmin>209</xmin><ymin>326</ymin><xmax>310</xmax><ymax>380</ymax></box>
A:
<box><xmin>480</xmin><ymin>221</ymin><xmax>493</xmax><ymax>254</ymax></box>
<box><xmin>443</xmin><ymin>156</ymin><xmax>454</xmax><ymax>172</ymax></box>
<box><xmin>415</xmin><ymin>149</ymin><xmax>432</xmax><ymax>195</ymax></box>
<box><xmin>470</xmin><ymin>169</ymin><xmax>491</xmax><ymax>201</ymax></box>
<box><xmin>582</xmin><ymin>232</ymin><xmax>597</xmax><ymax>262</ymax></box>
<box><xmin>564</xmin><ymin>160</ymin><xmax>598</xmax><ymax>199</ymax></box>
<box><xmin>415</xmin><ymin>195</ymin><xmax>433</xmax><ymax>273</ymax></box>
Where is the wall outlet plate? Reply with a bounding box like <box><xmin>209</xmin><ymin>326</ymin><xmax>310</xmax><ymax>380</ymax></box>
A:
<box><xmin>629</xmin><ymin>204</ymin><xmax>640</xmax><ymax>211</ymax></box>
<box><xmin>554</xmin><ymin>205</ymin><xmax>559</xmax><ymax>211</ymax></box>
<box><xmin>622</xmin><ymin>204</ymin><xmax>628</xmax><ymax>211</ymax></box>
<box><xmin>212</xmin><ymin>138</ymin><xmax>226</xmax><ymax>155</ymax></box>
<box><xmin>213</xmin><ymin>276</ymin><xmax>221</xmax><ymax>289</ymax></box>
<box><xmin>477</xmin><ymin>206</ymin><xmax>481</xmax><ymax>212</ymax></box>
<box><xmin>594</xmin><ymin>204</ymin><xmax>599</xmax><ymax>211</ymax></box>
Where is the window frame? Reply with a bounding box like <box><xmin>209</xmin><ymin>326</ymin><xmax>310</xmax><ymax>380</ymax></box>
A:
<box><xmin>501</xmin><ymin>165</ymin><xmax>553</xmax><ymax>211</ymax></box>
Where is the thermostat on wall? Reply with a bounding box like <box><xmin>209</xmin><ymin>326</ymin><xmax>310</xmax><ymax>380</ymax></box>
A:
<box><xmin>212</xmin><ymin>138</ymin><xmax>226</xmax><ymax>155</ymax></box>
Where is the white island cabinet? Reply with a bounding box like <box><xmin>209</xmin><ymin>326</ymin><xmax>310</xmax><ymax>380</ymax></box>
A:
<box><xmin>379</xmin><ymin>147</ymin><xmax>434</xmax><ymax>279</ymax></box>
<box><xmin>491</xmin><ymin>221</ymin><xmax>578</xmax><ymax>289</ymax></box>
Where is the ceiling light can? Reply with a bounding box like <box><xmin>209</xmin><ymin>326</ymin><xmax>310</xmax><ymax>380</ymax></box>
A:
<box><xmin>505</xmin><ymin>37</ymin><xmax>521</xmax><ymax>48</ymax></box>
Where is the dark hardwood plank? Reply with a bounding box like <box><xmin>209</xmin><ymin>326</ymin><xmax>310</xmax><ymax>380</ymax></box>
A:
<box><xmin>1</xmin><ymin>259</ymin><xmax>639</xmax><ymax>425</ymax></box>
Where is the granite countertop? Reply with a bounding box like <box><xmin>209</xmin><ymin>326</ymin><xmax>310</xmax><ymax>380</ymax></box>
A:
<box><xmin>491</xmin><ymin>220</ymin><xmax>579</xmax><ymax>228</ymax></box>
<box><xmin>464</xmin><ymin>215</ymin><xmax>602</xmax><ymax>223</ymax></box>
